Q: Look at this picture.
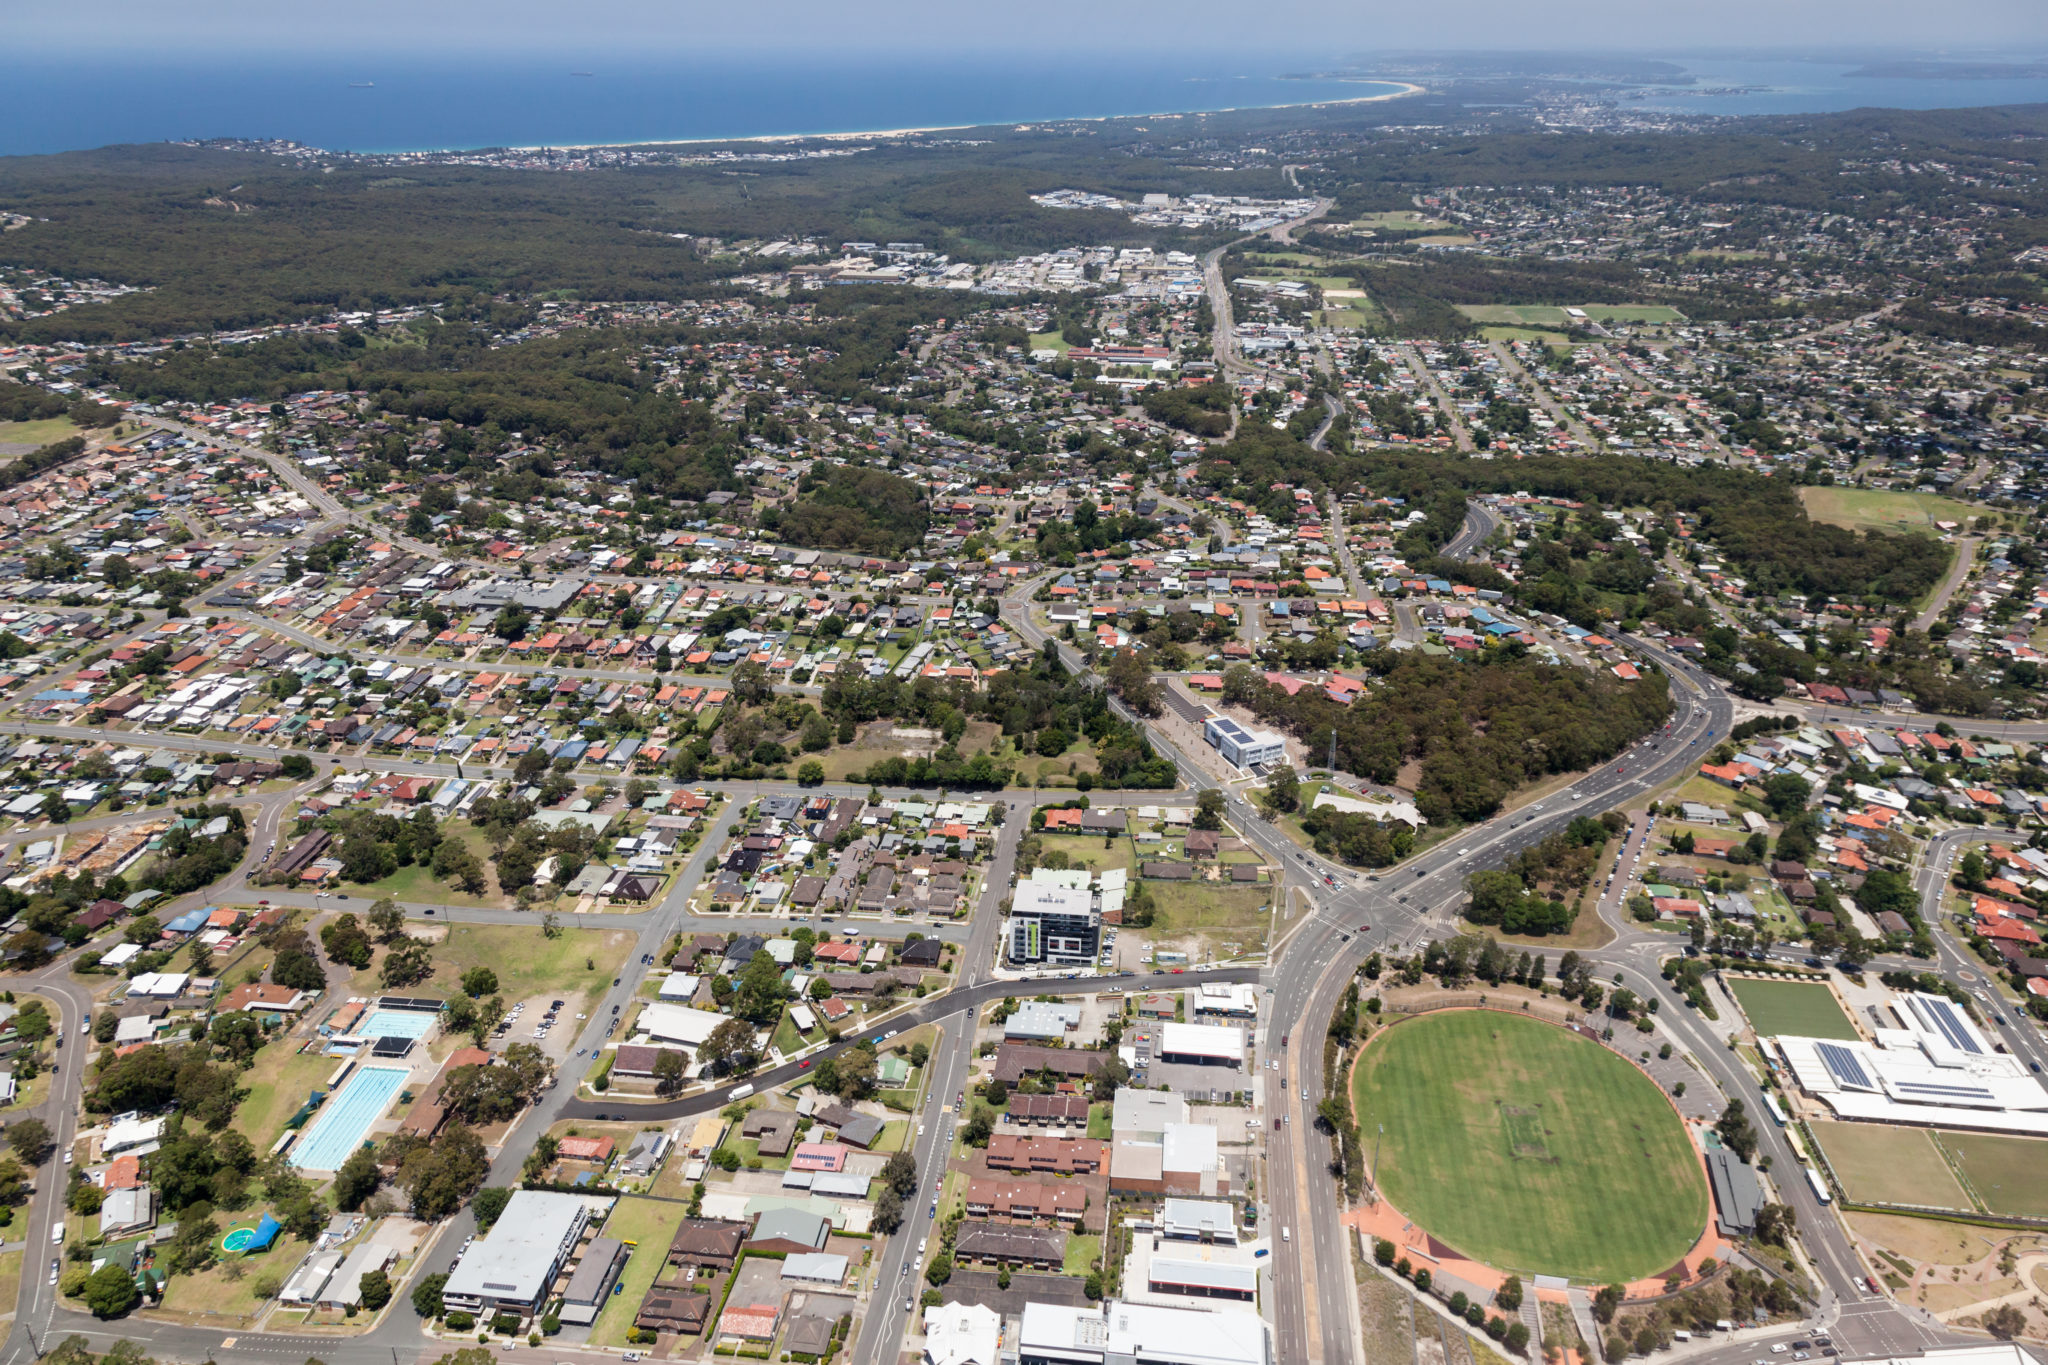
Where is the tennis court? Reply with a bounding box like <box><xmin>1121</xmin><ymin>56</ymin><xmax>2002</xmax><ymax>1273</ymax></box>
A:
<box><xmin>291</xmin><ymin>1066</ymin><xmax>408</xmax><ymax>1171</ymax></box>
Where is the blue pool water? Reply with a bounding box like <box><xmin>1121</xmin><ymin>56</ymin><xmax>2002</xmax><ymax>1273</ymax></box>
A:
<box><xmin>357</xmin><ymin>1009</ymin><xmax>435</xmax><ymax>1040</ymax></box>
<box><xmin>291</xmin><ymin>1066</ymin><xmax>409</xmax><ymax>1171</ymax></box>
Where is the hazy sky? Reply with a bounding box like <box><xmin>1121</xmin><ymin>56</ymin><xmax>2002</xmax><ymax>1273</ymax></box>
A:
<box><xmin>13</xmin><ymin>0</ymin><xmax>2048</xmax><ymax>55</ymax></box>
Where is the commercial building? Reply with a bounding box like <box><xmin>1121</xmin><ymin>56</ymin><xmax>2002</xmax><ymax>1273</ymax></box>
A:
<box><xmin>1006</xmin><ymin>1001</ymin><xmax>1085</xmax><ymax>1041</ymax></box>
<box><xmin>441</xmin><ymin>1190</ymin><xmax>592</xmax><ymax>1320</ymax></box>
<box><xmin>924</xmin><ymin>1300</ymin><xmax>1003</xmax><ymax>1365</ymax></box>
<box><xmin>1019</xmin><ymin>1299</ymin><xmax>1271</xmax><ymax>1365</ymax></box>
<box><xmin>1111</xmin><ymin>1123</ymin><xmax>1228</xmax><ymax>1197</ymax></box>
<box><xmin>1772</xmin><ymin>991</ymin><xmax>2048</xmax><ymax>1136</ymax></box>
<box><xmin>1157</xmin><ymin>1022</ymin><xmax>1246</xmax><ymax>1067</ymax></box>
<box><xmin>1008</xmin><ymin>883</ymin><xmax>1099</xmax><ymax>965</ymax></box>
<box><xmin>1148</xmin><ymin>1258</ymin><xmax>1258</xmax><ymax>1302</ymax></box>
<box><xmin>1159</xmin><ymin>1198</ymin><xmax>1237</xmax><ymax>1243</ymax></box>
<box><xmin>1203</xmin><ymin>716</ymin><xmax>1287</xmax><ymax>770</ymax></box>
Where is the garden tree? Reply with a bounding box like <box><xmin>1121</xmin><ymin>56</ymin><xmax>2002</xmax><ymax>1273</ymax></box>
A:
<box><xmin>320</xmin><ymin>913</ymin><xmax>373</xmax><ymax>968</ymax></box>
<box><xmin>1593</xmin><ymin>1284</ymin><xmax>1625</xmax><ymax>1324</ymax></box>
<box><xmin>66</xmin><ymin>1179</ymin><xmax>103</xmax><ymax>1216</ymax></box>
<box><xmin>1761</xmin><ymin>773</ymin><xmax>1811</xmax><ymax>819</ymax></box>
<box><xmin>1955</xmin><ymin>849</ymin><xmax>1988</xmax><ymax>889</ymax></box>
<box><xmin>1505</xmin><ymin>1323</ymin><xmax>1531</xmax><ymax>1354</ymax></box>
<box><xmin>359</xmin><ymin>1265</ymin><xmax>394</xmax><ymax>1311</ymax></box>
<box><xmin>830</xmin><ymin>1045</ymin><xmax>879</xmax><ymax>1101</ymax></box>
<box><xmin>385</xmin><ymin>1123</ymin><xmax>491</xmax><ymax>1219</ymax></box>
<box><xmin>1982</xmin><ymin>1305</ymin><xmax>2027</xmax><ymax>1340</ymax></box>
<box><xmin>412</xmin><ymin>1272</ymin><xmax>448</xmax><ymax>1319</ymax></box>
<box><xmin>1715</xmin><ymin>1098</ymin><xmax>1759</xmax><ymax>1162</ymax></box>
<box><xmin>1090</xmin><ymin>1055</ymin><xmax>1130</xmax><ymax>1104</ymax></box>
<box><xmin>1262</xmin><ymin>764</ymin><xmax>1301</xmax><ymax>815</ymax></box>
<box><xmin>733</xmin><ymin>950</ymin><xmax>789</xmax><ymax>1025</ymax></box>
<box><xmin>379</xmin><ymin>934</ymin><xmax>434</xmax><ymax>989</ymax></box>
<box><xmin>1101</xmin><ymin>650</ymin><xmax>1162</xmax><ymax>717</ymax></box>
<box><xmin>466</xmin><ymin>995</ymin><xmax>507</xmax><ymax>1048</ymax></box>
<box><xmin>83</xmin><ymin>1262</ymin><xmax>141</xmax><ymax>1317</ymax></box>
<box><xmin>209</xmin><ymin>1014</ymin><xmax>265</xmax><ymax>1067</ymax></box>
<box><xmin>270</xmin><ymin>929</ymin><xmax>328</xmax><ymax>991</ymax></box>
<box><xmin>1192</xmin><ymin>789</ymin><xmax>1226</xmax><ymax>831</ymax></box>
<box><xmin>0</xmin><ymin>1156</ymin><xmax>30</xmax><ymax>1208</ymax></box>
<box><xmin>439</xmin><ymin>1044</ymin><xmax>550</xmax><ymax>1124</ymax></box>
<box><xmin>461</xmin><ymin>966</ymin><xmax>499</xmax><ymax>998</ymax></box>
<box><xmin>7</xmin><ymin>1118</ymin><xmax>52</xmax><ymax>1165</ymax></box>
<box><xmin>961</xmin><ymin>1109</ymin><xmax>994</xmax><ymax>1148</ymax></box>
<box><xmin>653</xmin><ymin>1049</ymin><xmax>687</xmax><ymax>1096</ymax></box>
<box><xmin>432</xmin><ymin>837</ymin><xmax>489</xmax><ymax>894</ymax></box>
<box><xmin>873</xmin><ymin>1185</ymin><xmax>905</xmax><ymax>1234</ymax></box>
<box><xmin>696</xmin><ymin>1017</ymin><xmax>761</xmax><ymax>1075</ymax></box>
<box><xmin>731</xmin><ymin>659</ymin><xmax>773</xmax><ymax>706</ymax></box>
<box><xmin>925</xmin><ymin>1251</ymin><xmax>953</xmax><ymax>1286</ymax></box>
<box><xmin>1497</xmin><ymin>1275</ymin><xmax>1524</xmax><ymax>1312</ymax></box>
<box><xmin>883</xmin><ymin>1150</ymin><xmax>918</xmax><ymax>1198</ymax></box>
<box><xmin>367</xmin><ymin>897</ymin><xmax>406</xmax><ymax>941</ymax></box>
<box><xmin>1752</xmin><ymin>1201</ymin><xmax>1796</xmax><ymax>1248</ymax></box>
<box><xmin>333</xmin><ymin>1146</ymin><xmax>384</xmax><ymax>1211</ymax></box>
<box><xmin>472</xmin><ymin>1187</ymin><xmax>513</xmax><ymax>1233</ymax></box>
<box><xmin>798</xmin><ymin>760</ymin><xmax>826</xmax><ymax>786</ymax></box>
<box><xmin>150</xmin><ymin>1123</ymin><xmax>258</xmax><ymax>1211</ymax></box>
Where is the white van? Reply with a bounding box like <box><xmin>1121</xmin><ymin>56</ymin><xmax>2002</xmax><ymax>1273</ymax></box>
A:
<box><xmin>52</xmin><ymin>1222</ymin><xmax>64</xmax><ymax>1245</ymax></box>
<box><xmin>1281</xmin><ymin>1228</ymin><xmax>1290</xmax><ymax>1243</ymax></box>
<box><xmin>728</xmin><ymin>1084</ymin><xmax>755</xmax><ymax>1102</ymax></box>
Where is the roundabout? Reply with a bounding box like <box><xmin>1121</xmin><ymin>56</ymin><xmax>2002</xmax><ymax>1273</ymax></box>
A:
<box><xmin>1350</xmin><ymin>1008</ymin><xmax>1709</xmax><ymax>1285</ymax></box>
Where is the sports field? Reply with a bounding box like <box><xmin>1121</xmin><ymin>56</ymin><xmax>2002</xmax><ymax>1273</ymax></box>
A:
<box><xmin>1808</xmin><ymin>1121</ymin><xmax>1969</xmax><ymax>1210</ymax></box>
<box><xmin>1797</xmin><ymin>487</ymin><xmax>1975</xmax><ymax>538</ymax></box>
<box><xmin>1458</xmin><ymin>304</ymin><xmax>1686</xmax><ymax>327</ymax></box>
<box><xmin>1936</xmin><ymin>1131</ymin><xmax>2048</xmax><ymax>1218</ymax></box>
<box><xmin>1726</xmin><ymin>978</ymin><xmax>1859</xmax><ymax>1040</ymax></box>
<box><xmin>1352</xmin><ymin>1010</ymin><xmax>1706</xmax><ymax>1283</ymax></box>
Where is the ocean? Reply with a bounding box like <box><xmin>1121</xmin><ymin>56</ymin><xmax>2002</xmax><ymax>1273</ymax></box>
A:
<box><xmin>0</xmin><ymin>54</ymin><xmax>1408</xmax><ymax>157</ymax></box>
<box><xmin>1</xmin><ymin>53</ymin><xmax>2046</xmax><ymax>159</ymax></box>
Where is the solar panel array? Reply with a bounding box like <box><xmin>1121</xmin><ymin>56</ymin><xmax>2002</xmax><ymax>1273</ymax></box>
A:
<box><xmin>1816</xmin><ymin>1041</ymin><xmax>1873</xmax><ymax>1090</ymax></box>
<box><xmin>1917</xmin><ymin>997</ymin><xmax>1983</xmax><ymax>1053</ymax></box>
<box><xmin>1894</xmin><ymin>1080</ymin><xmax>1996</xmax><ymax>1103</ymax></box>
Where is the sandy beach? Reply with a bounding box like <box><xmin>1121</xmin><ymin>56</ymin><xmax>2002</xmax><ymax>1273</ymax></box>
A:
<box><xmin>503</xmin><ymin>80</ymin><xmax>1426</xmax><ymax>155</ymax></box>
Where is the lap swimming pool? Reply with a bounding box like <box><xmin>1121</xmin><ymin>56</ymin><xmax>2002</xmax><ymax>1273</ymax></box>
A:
<box><xmin>291</xmin><ymin>1065</ymin><xmax>409</xmax><ymax>1171</ymax></box>
<box><xmin>357</xmin><ymin>1009</ymin><xmax>436</xmax><ymax>1040</ymax></box>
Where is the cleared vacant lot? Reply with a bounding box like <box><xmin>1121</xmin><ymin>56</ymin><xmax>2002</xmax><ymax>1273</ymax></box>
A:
<box><xmin>1352</xmin><ymin>1010</ymin><xmax>1706</xmax><ymax>1283</ymax></box>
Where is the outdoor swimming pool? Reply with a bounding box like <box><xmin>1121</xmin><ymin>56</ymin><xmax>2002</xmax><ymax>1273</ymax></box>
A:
<box><xmin>357</xmin><ymin>1009</ymin><xmax>436</xmax><ymax>1040</ymax></box>
<box><xmin>291</xmin><ymin>1065</ymin><xmax>408</xmax><ymax>1171</ymax></box>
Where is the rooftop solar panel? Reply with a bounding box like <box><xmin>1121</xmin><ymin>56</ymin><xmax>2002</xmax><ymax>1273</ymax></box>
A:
<box><xmin>1916</xmin><ymin>997</ymin><xmax>1982</xmax><ymax>1054</ymax></box>
<box><xmin>1893</xmin><ymin>1081</ymin><xmax>1996</xmax><ymax>1101</ymax></box>
<box><xmin>1816</xmin><ymin>1041</ymin><xmax>1873</xmax><ymax>1090</ymax></box>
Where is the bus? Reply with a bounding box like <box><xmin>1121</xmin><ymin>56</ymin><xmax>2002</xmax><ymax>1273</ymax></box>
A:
<box><xmin>1806</xmin><ymin>1168</ymin><xmax>1831</xmax><ymax>1204</ymax></box>
<box><xmin>1761</xmin><ymin>1093</ymin><xmax>1788</xmax><ymax>1127</ymax></box>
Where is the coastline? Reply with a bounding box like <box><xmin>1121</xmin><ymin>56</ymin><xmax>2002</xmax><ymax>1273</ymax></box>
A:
<box><xmin>491</xmin><ymin>81</ymin><xmax>1427</xmax><ymax>155</ymax></box>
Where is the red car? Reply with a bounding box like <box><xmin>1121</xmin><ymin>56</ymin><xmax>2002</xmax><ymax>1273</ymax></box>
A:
<box><xmin>1171</xmin><ymin>968</ymin><xmax>1185</xmax><ymax>974</ymax></box>
<box><xmin>799</xmin><ymin>1059</ymin><xmax>813</xmax><ymax>1069</ymax></box>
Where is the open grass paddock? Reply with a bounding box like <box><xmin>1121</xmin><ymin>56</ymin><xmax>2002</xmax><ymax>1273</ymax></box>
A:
<box><xmin>1352</xmin><ymin>1009</ymin><xmax>1706</xmax><ymax>1283</ymax></box>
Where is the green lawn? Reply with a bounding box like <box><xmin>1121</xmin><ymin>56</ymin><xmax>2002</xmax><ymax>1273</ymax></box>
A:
<box><xmin>1087</xmin><ymin>1103</ymin><xmax>1112</xmax><ymax>1140</ymax></box>
<box><xmin>415</xmin><ymin>922</ymin><xmax>635</xmax><ymax>1015</ymax></box>
<box><xmin>1936</xmin><ymin>1131</ymin><xmax>2048</xmax><ymax>1218</ymax></box>
<box><xmin>1797</xmin><ymin>486</ymin><xmax>1976</xmax><ymax>538</ymax></box>
<box><xmin>1352</xmin><ymin>1010</ymin><xmax>1706</xmax><ymax>1283</ymax></box>
<box><xmin>1809</xmin><ymin>1122</ymin><xmax>1969</xmax><ymax>1210</ymax></box>
<box><xmin>588</xmin><ymin>1197</ymin><xmax>678</xmax><ymax>1347</ymax></box>
<box><xmin>351</xmin><ymin>822</ymin><xmax>511</xmax><ymax>908</ymax></box>
<box><xmin>240</xmin><ymin>1047</ymin><xmax>341</xmax><ymax>1155</ymax></box>
<box><xmin>159</xmin><ymin>1232</ymin><xmax>312</xmax><ymax>1317</ymax></box>
<box><xmin>0</xmin><ymin>417</ymin><xmax>79</xmax><ymax>450</ymax></box>
<box><xmin>1038</xmin><ymin>834</ymin><xmax>1134</xmax><ymax>877</ymax></box>
<box><xmin>0</xmin><ymin>1249</ymin><xmax>19</xmax><ymax>1319</ymax></box>
<box><xmin>1028</xmin><ymin>332</ymin><xmax>1072</xmax><ymax>355</ymax></box>
<box><xmin>1064</xmin><ymin>1233</ymin><xmax>1102</xmax><ymax>1278</ymax></box>
<box><xmin>1726</xmin><ymin>978</ymin><xmax>1858</xmax><ymax>1041</ymax></box>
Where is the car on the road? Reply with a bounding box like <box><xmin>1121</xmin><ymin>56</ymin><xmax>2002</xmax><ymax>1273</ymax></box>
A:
<box><xmin>800</xmin><ymin>1059</ymin><xmax>813</xmax><ymax>1069</ymax></box>
<box><xmin>48</xmin><ymin>1259</ymin><xmax>58</xmax><ymax>1286</ymax></box>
